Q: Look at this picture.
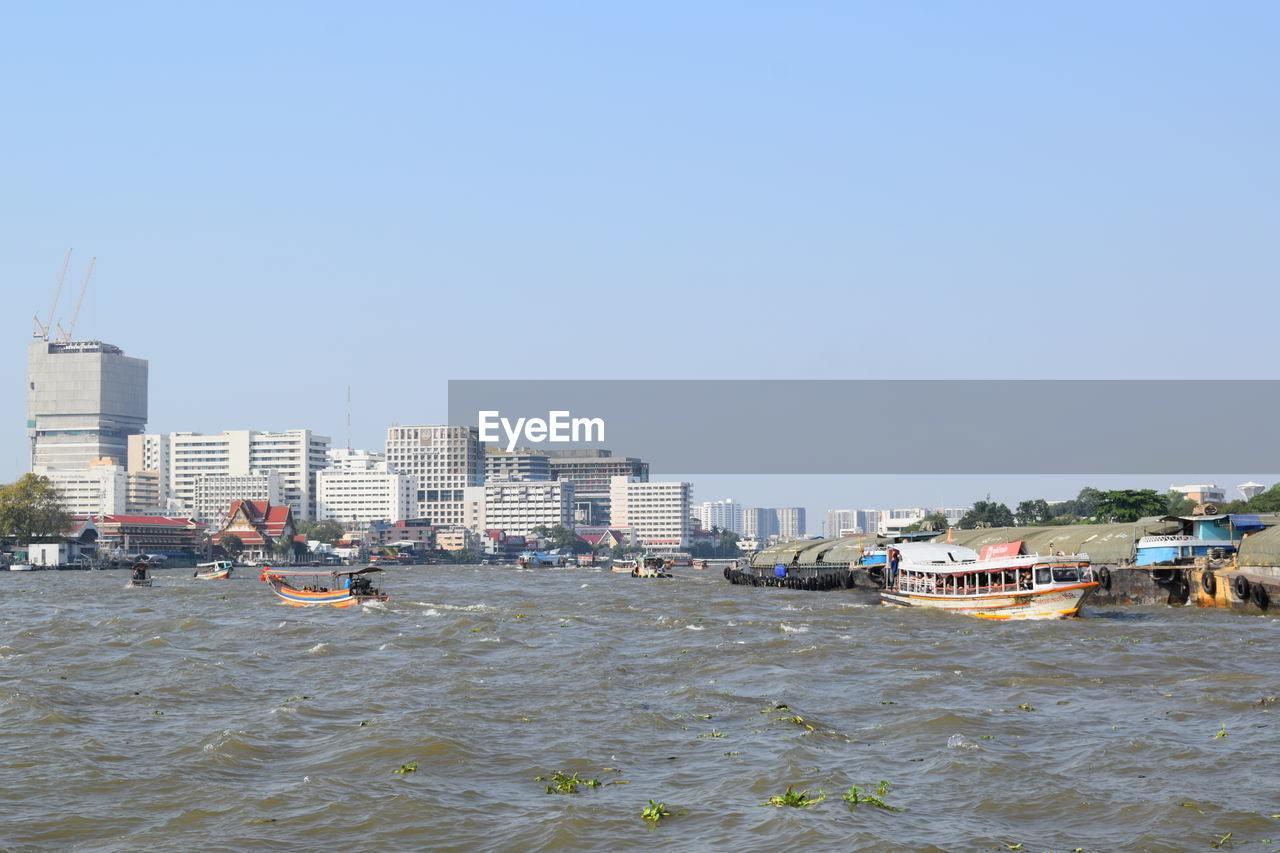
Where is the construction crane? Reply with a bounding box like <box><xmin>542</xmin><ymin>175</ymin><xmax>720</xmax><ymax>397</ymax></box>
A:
<box><xmin>33</xmin><ymin>248</ymin><xmax>73</xmax><ymax>341</ymax></box>
<box><xmin>56</xmin><ymin>256</ymin><xmax>96</xmax><ymax>343</ymax></box>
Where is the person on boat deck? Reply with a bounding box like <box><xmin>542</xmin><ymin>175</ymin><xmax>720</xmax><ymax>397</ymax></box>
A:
<box><xmin>1020</xmin><ymin>569</ymin><xmax>1033</xmax><ymax>590</ymax></box>
<box><xmin>131</xmin><ymin>564</ymin><xmax>147</xmax><ymax>580</ymax></box>
<box><xmin>887</xmin><ymin>548</ymin><xmax>901</xmax><ymax>582</ymax></box>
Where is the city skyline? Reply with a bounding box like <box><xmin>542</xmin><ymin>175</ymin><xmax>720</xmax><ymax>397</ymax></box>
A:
<box><xmin>4</xmin><ymin>2</ymin><xmax>1278</xmax><ymax>526</ymax></box>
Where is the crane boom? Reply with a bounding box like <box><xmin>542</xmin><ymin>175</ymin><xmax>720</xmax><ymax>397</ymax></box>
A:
<box><xmin>35</xmin><ymin>248</ymin><xmax>73</xmax><ymax>340</ymax></box>
<box><xmin>63</xmin><ymin>256</ymin><xmax>96</xmax><ymax>341</ymax></box>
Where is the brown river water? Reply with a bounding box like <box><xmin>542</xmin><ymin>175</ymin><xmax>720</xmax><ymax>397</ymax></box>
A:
<box><xmin>1</xmin><ymin>566</ymin><xmax>1277</xmax><ymax>852</ymax></box>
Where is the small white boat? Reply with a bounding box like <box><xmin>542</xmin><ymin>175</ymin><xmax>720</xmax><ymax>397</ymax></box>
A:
<box><xmin>193</xmin><ymin>560</ymin><xmax>234</xmax><ymax>580</ymax></box>
<box><xmin>8</xmin><ymin>563</ymin><xmax>35</xmax><ymax>572</ymax></box>
<box><xmin>880</xmin><ymin>541</ymin><xmax>1098</xmax><ymax>620</ymax></box>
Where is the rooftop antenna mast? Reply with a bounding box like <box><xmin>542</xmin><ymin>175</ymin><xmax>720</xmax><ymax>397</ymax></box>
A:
<box><xmin>347</xmin><ymin>385</ymin><xmax>352</xmax><ymax>451</ymax></box>
<box><xmin>57</xmin><ymin>256</ymin><xmax>96</xmax><ymax>342</ymax></box>
<box><xmin>33</xmin><ymin>248</ymin><xmax>73</xmax><ymax>341</ymax></box>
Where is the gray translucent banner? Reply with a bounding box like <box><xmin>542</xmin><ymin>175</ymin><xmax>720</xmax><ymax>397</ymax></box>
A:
<box><xmin>448</xmin><ymin>380</ymin><xmax>1279</xmax><ymax>474</ymax></box>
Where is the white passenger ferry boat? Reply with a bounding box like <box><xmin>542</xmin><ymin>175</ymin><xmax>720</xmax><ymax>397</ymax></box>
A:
<box><xmin>880</xmin><ymin>541</ymin><xmax>1099</xmax><ymax>620</ymax></box>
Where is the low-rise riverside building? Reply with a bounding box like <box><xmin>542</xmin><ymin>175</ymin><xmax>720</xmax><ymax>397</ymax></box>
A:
<box><xmin>483</xmin><ymin>480</ymin><xmax>575</xmax><ymax>538</ymax></box>
<box><xmin>315</xmin><ymin>461</ymin><xmax>414</xmax><ymax>525</ymax></box>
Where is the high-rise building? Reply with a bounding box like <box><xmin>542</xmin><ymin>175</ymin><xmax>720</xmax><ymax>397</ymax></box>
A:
<box><xmin>384</xmin><ymin>425</ymin><xmax>483</xmax><ymax>527</ymax></box>
<box><xmin>545</xmin><ymin>449</ymin><xmax>647</xmax><ymax>525</ymax></box>
<box><xmin>826</xmin><ymin>509</ymin><xmax>855</xmax><ymax>537</ymax></box>
<box><xmin>698</xmin><ymin>499</ymin><xmax>743</xmax><ymax>534</ymax></box>
<box><xmin>776</xmin><ymin>507</ymin><xmax>806</xmax><ymax>540</ymax></box>
<box><xmin>609</xmin><ymin>476</ymin><xmax>691</xmax><ymax>548</ymax></box>
<box><xmin>484</xmin><ymin>447</ymin><xmax>551</xmax><ymax>482</ymax></box>
<box><xmin>27</xmin><ymin>340</ymin><xmax>147</xmax><ymax>473</ymax></box>
<box><xmin>169</xmin><ymin>429</ymin><xmax>330</xmax><ymax>521</ymax></box>
<box><xmin>743</xmin><ymin>507</ymin><xmax>779</xmax><ymax>541</ymax></box>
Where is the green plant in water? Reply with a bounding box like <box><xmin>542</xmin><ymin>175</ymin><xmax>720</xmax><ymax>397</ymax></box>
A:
<box><xmin>535</xmin><ymin>770</ymin><xmax>601</xmax><ymax>794</ymax></box>
<box><xmin>1213</xmin><ymin>724</ymin><xmax>1229</xmax><ymax>739</ymax></box>
<box><xmin>841</xmin><ymin>781</ymin><xmax>905</xmax><ymax>811</ymax></box>
<box><xmin>696</xmin><ymin>729</ymin><xmax>724</xmax><ymax>738</ymax></box>
<box><xmin>642</xmin><ymin>800</ymin><xmax>671</xmax><ymax>821</ymax></box>
<box><xmin>760</xmin><ymin>785</ymin><xmax>826</xmax><ymax>808</ymax></box>
<box><xmin>393</xmin><ymin>761</ymin><xmax>418</xmax><ymax>775</ymax></box>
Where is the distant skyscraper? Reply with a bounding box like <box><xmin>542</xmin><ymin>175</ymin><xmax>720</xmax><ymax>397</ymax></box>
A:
<box><xmin>700</xmin><ymin>499</ymin><xmax>743</xmax><ymax>534</ymax></box>
<box><xmin>826</xmin><ymin>509</ymin><xmax>855</xmax><ymax>537</ymax></box>
<box><xmin>776</xmin><ymin>507</ymin><xmax>806</xmax><ymax>539</ymax></box>
<box><xmin>742</xmin><ymin>508</ymin><xmax>779</xmax><ymax>541</ymax></box>
<box><xmin>27</xmin><ymin>340</ymin><xmax>147</xmax><ymax>473</ymax></box>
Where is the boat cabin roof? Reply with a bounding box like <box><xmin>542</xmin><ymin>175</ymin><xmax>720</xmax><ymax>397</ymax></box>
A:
<box><xmin>895</xmin><ymin>542</ymin><xmax>980</xmax><ymax>565</ymax></box>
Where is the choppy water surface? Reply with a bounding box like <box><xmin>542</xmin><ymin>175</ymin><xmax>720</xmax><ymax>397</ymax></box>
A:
<box><xmin>2</xmin><ymin>566</ymin><xmax>1277</xmax><ymax>852</ymax></box>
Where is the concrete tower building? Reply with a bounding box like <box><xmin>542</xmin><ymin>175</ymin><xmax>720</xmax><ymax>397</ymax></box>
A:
<box><xmin>27</xmin><ymin>340</ymin><xmax>148</xmax><ymax>473</ymax></box>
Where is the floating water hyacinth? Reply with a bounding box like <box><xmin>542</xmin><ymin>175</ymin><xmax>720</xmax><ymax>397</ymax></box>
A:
<box><xmin>842</xmin><ymin>781</ymin><xmax>905</xmax><ymax>811</ymax></box>
<box><xmin>760</xmin><ymin>786</ymin><xmax>826</xmax><ymax>808</ymax></box>
<box><xmin>535</xmin><ymin>770</ymin><xmax>601</xmax><ymax>794</ymax></box>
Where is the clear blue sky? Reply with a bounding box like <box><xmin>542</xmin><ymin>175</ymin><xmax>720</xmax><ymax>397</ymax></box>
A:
<box><xmin>3</xmin><ymin>2</ymin><xmax>1278</xmax><ymax>528</ymax></box>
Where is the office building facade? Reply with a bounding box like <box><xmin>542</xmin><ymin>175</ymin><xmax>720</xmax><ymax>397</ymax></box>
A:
<box><xmin>27</xmin><ymin>340</ymin><xmax>147</xmax><ymax>473</ymax></box>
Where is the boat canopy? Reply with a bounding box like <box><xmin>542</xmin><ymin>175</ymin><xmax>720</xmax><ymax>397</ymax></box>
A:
<box><xmin>896</xmin><ymin>542</ymin><xmax>979</xmax><ymax>564</ymax></box>
<box><xmin>263</xmin><ymin>566</ymin><xmax>384</xmax><ymax>577</ymax></box>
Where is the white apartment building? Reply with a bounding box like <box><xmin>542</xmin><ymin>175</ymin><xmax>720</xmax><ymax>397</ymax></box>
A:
<box><xmin>327</xmin><ymin>447</ymin><xmax>387</xmax><ymax>470</ymax></box>
<box><xmin>385</xmin><ymin>425</ymin><xmax>483</xmax><ymax>527</ymax></box>
<box><xmin>193</xmin><ymin>471</ymin><xmax>284</xmax><ymax>525</ymax></box>
<box><xmin>316</xmin><ymin>462</ymin><xmax>414</xmax><ymax>525</ymax></box>
<box><xmin>609</xmin><ymin>476</ymin><xmax>692</xmax><ymax>548</ymax></box>
<box><xmin>483</xmin><ymin>480</ymin><xmax>575</xmax><ymax>538</ymax></box>
<box><xmin>872</xmin><ymin>506</ymin><xmax>970</xmax><ymax>536</ymax></box>
<box><xmin>697</xmin><ymin>499</ymin><xmax>743</xmax><ymax>534</ymax></box>
<box><xmin>826</xmin><ymin>509</ymin><xmax>855</xmax><ymax>538</ymax></box>
<box><xmin>169</xmin><ymin>429</ymin><xmax>330</xmax><ymax>521</ymax></box>
<box><xmin>776</xmin><ymin>507</ymin><xmax>806</xmax><ymax>540</ymax></box>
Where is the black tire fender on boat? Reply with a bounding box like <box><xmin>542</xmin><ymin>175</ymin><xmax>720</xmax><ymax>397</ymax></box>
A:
<box><xmin>1252</xmin><ymin>582</ymin><xmax>1269</xmax><ymax>610</ymax></box>
<box><xmin>1151</xmin><ymin>567</ymin><xmax>1174</xmax><ymax>584</ymax></box>
<box><xmin>1175</xmin><ymin>575</ymin><xmax>1190</xmax><ymax>603</ymax></box>
<box><xmin>1201</xmin><ymin>570</ymin><xmax>1216</xmax><ymax>596</ymax></box>
<box><xmin>1097</xmin><ymin>566</ymin><xmax>1111</xmax><ymax>591</ymax></box>
<box><xmin>1233</xmin><ymin>574</ymin><xmax>1251</xmax><ymax>601</ymax></box>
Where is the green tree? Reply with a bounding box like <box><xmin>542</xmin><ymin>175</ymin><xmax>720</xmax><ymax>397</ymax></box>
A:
<box><xmin>300</xmin><ymin>520</ymin><xmax>345</xmax><ymax>544</ymax></box>
<box><xmin>1071</xmin><ymin>487</ymin><xmax>1103</xmax><ymax>519</ymax></box>
<box><xmin>1164</xmin><ymin>490</ymin><xmax>1196</xmax><ymax>516</ymax></box>
<box><xmin>957</xmin><ymin>501</ymin><xmax>1015</xmax><ymax>529</ymax></box>
<box><xmin>530</xmin><ymin>524</ymin><xmax>583</xmax><ymax>552</ymax></box>
<box><xmin>0</xmin><ymin>474</ymin><xmax>71</xmax><ymax>544</ymax></box>
<box><xmin>221</xmin><ymin>534</ymin><xmax>245</xmax><ymax>558</ymax></box>
<box><xmin>1092</xmin><ymin>489</ymin><xmax>1167</xmax><ymax>523</ymax></box>
<box><xmin>718</xmin><ymin>529</ymin><xmax>743</xmax><ymax>557</ymax></box>
<box><xmin>273</xmin><ymin>536</ymin><xmax>294</xmax><ymax>562</ymax></box>
<box><xmin>903</xmin><ymin>512</ymin><xmax>949</xmax><ymax>533</ymax></box>
<box><xmin>450</xmin><ymin>548</ymin><xmax>477</xmax><ymax>564</ymax></box>
<box><xmin>1245</xmin><ymin>483</ymin><xmax>1280</xmax><ymax>513</ymax></box>
<box><xmin>1015</xmin><ymin>499</ymin><xmax>1051</xmax><ymax>526</ymax></box>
